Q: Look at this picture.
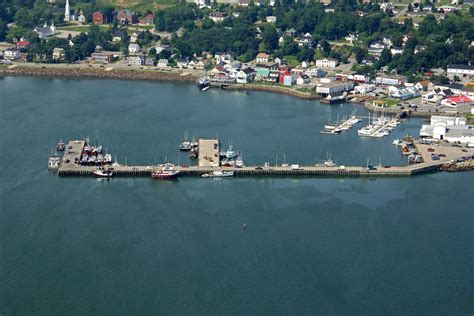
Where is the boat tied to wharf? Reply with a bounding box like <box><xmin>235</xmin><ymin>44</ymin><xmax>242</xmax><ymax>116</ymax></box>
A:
<box><xmin>50</xmin><ymin>134</ymin><xmax>474</xmax><ymax>179</ymax></box>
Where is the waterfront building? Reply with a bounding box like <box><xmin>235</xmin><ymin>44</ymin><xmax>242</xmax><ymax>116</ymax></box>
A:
<box><xmin>440</xmin><ymin>95</ymin><xmax>474</xmax><ymax>108</ymax></box>
<box><xmin>447</xmin><ymin>64</ymin><xmax>474</xmax><ymax>80</ymax></box>
<box><xmin>158</xmin><ymin>59</ymin><xmax>169</xmax><ymax>67</ymax></box>
<box><xmin>316</xmin><ymin>81</ymin><xmax>354</xmax><ymax>96</ymax></box>
<box><xmin>375</xmin><ymin>75</ymin><xmax>405</xmax><ymax>86</ymax></box>
<box><xmin>420</xmin><ymin>116</ymin><xmax>473</xmax><ymax>145</ymax></box>
<box><xmin>3</xmin><ymin>48</ymin><xmax>20</xmax><ymax>61</ymax></box>
<box><xmin>236</xmin><ymin>68</ymin><xmax>256</xmax><ymax>84</ymax></box>
<box><xmin>354</xmin><ymin>84</ymin><xmax>376</xmax><ymax>94</ymax></box>
<box><xmin>128</xmin><ymin>55</ymin><xmax>144</xmax><ymax>66</ymax></box>
<box><xmin>91</xmin><ymin>52</ymin><xmax>115</xmax><ymax>63</ymax></box>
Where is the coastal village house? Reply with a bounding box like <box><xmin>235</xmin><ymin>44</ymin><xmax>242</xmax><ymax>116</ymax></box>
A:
<box><xmin>256</xmin><ymin>52</ymin><xmax>270</xmax><ymax>63</ymax></box>
<box><xmin>315</xmin><ymin>58</ymin><xmax>338</xmax><ymax>68</ymax></box>
<box><xmin>4</xmin><ymin>48</ymin><xmax>20</xmax><ymax>61</ymax></box>
<box><xmin>236</xmin><ymin>68</ymin><xmax>256</xmax><ymax>83</ymax></box>
<box><xmin>52</xmin><ymin>48</ymin><xmax>65</xmax><ymax>60</ymax></box>
<box><xmin>130</xmin><ymin>32</ymin><xmax>139</xmax><ymax>43</ymax></box>
<box><xmin>209</xmin><ymin>12</ymin><xmax>227</xmax><ymax>23</ymax></box>
<box><xmin>91</xmin><ymin>52</ymin><xmax>115</xmax><ymax>63</ymax></box>
<box><xmin>214</xmin><ymin>53</ymin><xmax>233</xmax><ymax>64</ymax></box>
<box><xmin>139</xmin><ymin>13</ymin><xmax>154</xmax><ymax>25</ymax></box>
<box><xmin>117</xmin><ymin>9</ymin><xmax>137</xmax><ymax>25</ymax></box>
<box><xmin>158</xmin><ymin>59</ymin><xmax>169</xmax><ymax>67</ymax></box>
<box><xmin>128</xmin><ymin>43</ymin><xmax>141</xmax><ymax>54</ymax></box>
<box><xmin>92</xmin><ymin>11</ymin><xmax>106</xmax><ymax>24</ymax></box>
<box><xmin>128</xmin><ymin>55</ymin><xmax>144</xmax><ymax>66</ymax></box>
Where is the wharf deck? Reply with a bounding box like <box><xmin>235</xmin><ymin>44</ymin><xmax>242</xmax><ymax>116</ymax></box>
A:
<box><xmin>198</xmin><ymin>139</ymin><xmax>220</xmax><ymax>167</ymax></box>
<box><xmin>57</xmin><ymin>162</ymin><xmax>445</xmax><ymax>177</ymax></box>
<box><xmin>61</xmin><ymin>140</ymin><xmax>85</xmax><ymax>167</ymax></box>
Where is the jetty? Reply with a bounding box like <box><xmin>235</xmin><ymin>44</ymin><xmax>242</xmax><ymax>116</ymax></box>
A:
<box><xmin>53</xmin><ymin>138</ymin><xmax>473</xmax><ymax>178</ymax></box>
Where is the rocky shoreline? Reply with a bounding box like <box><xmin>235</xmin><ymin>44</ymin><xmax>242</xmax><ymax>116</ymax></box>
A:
<box><xmin>0</xmin><ymin>65</ymin><xmax>199</xmax><ymax>83</ymax></box>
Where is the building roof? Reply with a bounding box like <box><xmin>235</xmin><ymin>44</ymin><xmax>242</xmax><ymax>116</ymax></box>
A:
<box><xmin>256</xmin><ymin>52</ymin><xmax>270</xmax><ymax>58</ymax></box>
<box><xmin>444</xmin><ymin>95</ymin><xmax>474</xmax><ymax>104</ymax></box>
<box><xmin>447</xmin><ymin>64</ymin><xmax>474</xmax><ymax>71</ymax></box>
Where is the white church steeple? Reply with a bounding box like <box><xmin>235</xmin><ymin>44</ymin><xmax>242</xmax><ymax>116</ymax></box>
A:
<box><xmin>64</xmin><ymin>0</ymin><xmax>70</xmax><ymax>21</ymax></box>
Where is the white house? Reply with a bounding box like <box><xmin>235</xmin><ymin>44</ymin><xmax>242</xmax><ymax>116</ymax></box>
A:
<box><xmin>128</xmin><ymin>43</ymin><xmax>141</xmax><ymax>54</ymax></box>
<box><xmin>316</xmin><ymin>81</ymin><xmax>353</xmax><ymax>95</ymax></box>
<box><xmin>209</xmin><ymin>12</ymin><xmax>226</xmax><ymax>22</ymax></box>
<box><xmin>236</xmin><ymin>68</ymin><xmax>255</xmax><ymax>83</ymax></box>
<box><xmin>256</xmin><ymin>52</ymin><xmax>270</xmax><ymax>63</ymax></box>
<box><xmin>296</xmin><ymin>74</ymin><xmax>310</xmax><ymax>85</ymax></box>
<box><xmin>176</xmin><ymin>59</ymin><xmax>189</xmax><ymax>68</ymax></box>
<box><xmin>158</xmin><ymin>59</ymin><xmax>169</xmax><ymax>67</ymax></box>
<box><xmin>214</xmin><ymin>52</ymin><xmax>233</xmax><ymax>64</ymax></box>
<box><xmin>354</xmin><ymin>84</ymin><xmax>376</xmax><ymax>94</ymax></box>
<box><xmin>390</xmin><ymin>47</ymin><xmax>404</xmax><ymax>55</ymax></box>
<box><xmin>266</xmin><ymin>16</ymin><xmax>277</xmax><ymax>23</ymax></box>
<box><xmin>447</xmin><ymin>64</ymin><xmax>474</xmax><ymax>79</ymax></box>
<box><xmin>130</xmin><ymin>32</ymin><xmax>139</xmax><ymax>43</ymax></box>
<box><xmin>128</xmin><ymin>55</ymin><xmax>144</xmax><ymax>66</ymax></box>
<box><xmin>3</xmin><ymin>48</ymin><xmax>20</xmax><ymax>60</ymax></box>
<box><xmin>52</xmin><ymin>47</ymin><xmax>65</xmax><ymax>60</ymax></box>
<box><xmin>315</xmin><ymin>58</ymin><xmax>338</xmax><ymax>68</ymax></box>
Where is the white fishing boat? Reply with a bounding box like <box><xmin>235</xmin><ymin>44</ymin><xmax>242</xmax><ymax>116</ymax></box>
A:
<box><xmin>48</xmin><ymin>156</ymin><xmax>61</xmax><ymax>169</ymax></box>
<box><xmin>202</xmin><ymin>170</ymin><xmax>234</xmax><ymax>178</ymax></box>
<box><xmin>323</xmin><ymin>153</ymin><xmax>336</xmax><ymax>167</ymax></box>
<box><xmin>93</xmin><ymin>168</ymin><xmax>114</xmax><ymax>178</ymax></box>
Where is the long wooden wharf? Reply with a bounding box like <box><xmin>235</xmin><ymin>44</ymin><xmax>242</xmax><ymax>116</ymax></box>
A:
<box><xmin>54</xmin><ymin>139</ymin><xmax>469</xmax><ymax>178</ymax></box>
<box><xmin>57</xmin><ymin>163</ymin><xmax>444</xmax><ymax>177</ymax></box>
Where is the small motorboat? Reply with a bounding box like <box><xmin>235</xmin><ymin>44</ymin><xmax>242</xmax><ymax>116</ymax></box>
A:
<box><xmin>56</xmin><ymin>140</ymin><xmax>65</xmax><ymax>151</ymax></box>
<box><xmin>93</xmin><ymin>168</ymin><xmax>114</xmax><ymax>178</ymax></box>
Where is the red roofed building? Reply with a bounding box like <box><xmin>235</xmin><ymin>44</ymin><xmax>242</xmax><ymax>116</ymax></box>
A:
<box><xmin>139</xmin><ymin>13</ymin><xmax>154</xmax><ymax>25</ymax></box>
<box><xmin>441</xmin><ymin>95</ymin><xmax>474</xmax><ymax>108</ymax></box>
<box><xmin>16</xmin><ymin>40</ymin><xmax>30</xmax><ymax>49</ymax></box>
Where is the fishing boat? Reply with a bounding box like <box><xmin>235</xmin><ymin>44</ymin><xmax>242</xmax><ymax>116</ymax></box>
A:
<box><xmin>225</xmin><ymin>142</ymin><xmax>238</xmax><ymax>159</ymax></box>
<box><xmin>189</xmin><ymin>147</ymin><xmax>198</xmax><ymax>159</ymax></box>
<box><xmin>202</xmin><ymin>170</ymin><xmax>234</xmax><ymax>178</ymax></box>
<box><xmin>151</xmin><ymin>164</ymin><xmax>179</xmax><ymax>180</ymax></box>
<box><xmin>104</xmin><ymin>154</ymin><xmax>113</xmax><ymax>164</ymax></box>
<box><xmin>179</xmin><ymin>132</ymin><xmax>192</xmax><ymax>151</ymax></box>
<box><xmin>324</xmin><ymin>153</ymin><xmax>336</xmax><ymax>167</ymax></box>
<box><xmin>48</xmin><ymin>156</ymin><xmax>61</xmax><ymax>169</ymax></box>
<box><xmin>196</xmin><ymin>77</ymin><xmax>210</xmax><ymax>89</ymax></box>
<box><xmin>56</xmin><ymin>140</ymin><xmax>65</xmax><ymax>151</ymax></box>
<box><xmin>93</xmin><ymin>168</ymin><xmax>114</xmax><ymax>178</ymax></box>
<box><xmin>235</xmin><ymin>155</ymin><xmax>244</xmax><ymax>168</ymax></box>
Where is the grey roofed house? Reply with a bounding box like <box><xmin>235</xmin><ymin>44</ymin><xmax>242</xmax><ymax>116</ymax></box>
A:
<box><xmin>447</xmin><ymin>64</ymin><xmax>474</xmax><ymax>71</ymax></box>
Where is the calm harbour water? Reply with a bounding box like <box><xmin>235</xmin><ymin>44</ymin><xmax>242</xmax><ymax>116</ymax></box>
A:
<box><xmin>0</xmin><ymin>77</ymin><xmax>473</xmax><ymax>314</ymax></box>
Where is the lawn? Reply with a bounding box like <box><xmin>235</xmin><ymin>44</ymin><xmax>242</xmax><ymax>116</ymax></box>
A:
<box><xmin>380</xmin><ymin>99</ymin><xmax>399</xmax><ymax>107</ymax></box>
<box><xmin>283</xmin><ymin>55</ymin><xmax>300</xmax><ymax>67</ymax></box>
<box><xmin>58</xmin><ymin>25</ymin><xmax>109</xmax><ymax>32</ymax></box>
